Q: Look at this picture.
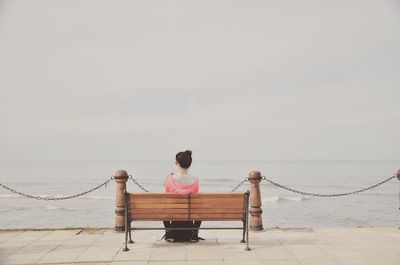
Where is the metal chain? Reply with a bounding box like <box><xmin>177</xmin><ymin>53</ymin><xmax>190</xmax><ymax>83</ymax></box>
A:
<box><xmin>2</xmin><ymin>173</ymin><xmax>397</xmax><ymax>200</ymax></box>
<box><xmin>231</xmin><ymin>178</ymin><xmax>248</xmax><ymax>192</ymax></box>
<box><xmin>262</xmin><ymin>175</ymin><xmax>397</xmax><ymax>197</ymax></box>
<box><xmin>128</xmin><ymin>175</ymin><xmax>150</xmax><ymax>192</ymax></box>
<box><xmin>0</xmin><ymin>176</ymin><xmax>115</xmax><ymax>201</ymax></box>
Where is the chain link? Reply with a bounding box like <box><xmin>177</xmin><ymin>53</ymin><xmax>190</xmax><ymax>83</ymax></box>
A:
<box><xmin>0</xmin><ymin>176</ymin><xmax>115</xmax><ymax>201</ymax></box>
<box><xmin>262</xmin><ymin>175</ymin><xmax>397</xmax><ymax>197</ymax></box>
<box><xmin>2</xmin><ymin>173</ymin><xmax>397</xmax><ymax>200</ymax></box>
<box><xmin>231</xmin><ymin>178</ymin><xmax>248</xmax><ymax>192</ymax></box>
<box><xmin>128</xmin><ymin>175</ymin><xmax>150</xmax><ymax>192</ymax></box>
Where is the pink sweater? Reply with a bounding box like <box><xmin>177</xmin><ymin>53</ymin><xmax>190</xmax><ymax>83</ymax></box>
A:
<box><xmin>164</xmin><ymin>173</ymin><xmax>199</xmax><ymax>194</ymax></box>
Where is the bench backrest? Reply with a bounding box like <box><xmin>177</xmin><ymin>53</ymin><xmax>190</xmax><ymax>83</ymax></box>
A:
<box><xmin>127</xmin><ymin>192</ymin><xmax>249</xmax><ymax>221</ymax></box>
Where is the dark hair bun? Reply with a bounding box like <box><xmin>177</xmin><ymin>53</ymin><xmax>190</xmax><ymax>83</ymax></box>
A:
<box><xmin>176</xmin><ymin>150</ymin><xmax>193</xmax><ymax>169</ymax></box>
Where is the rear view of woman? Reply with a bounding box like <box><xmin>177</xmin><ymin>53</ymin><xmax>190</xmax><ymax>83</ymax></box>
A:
<box><xmin>163</xmin><ymin>150</ymin><xmax>202</xmax><ymax>242</ymax></box>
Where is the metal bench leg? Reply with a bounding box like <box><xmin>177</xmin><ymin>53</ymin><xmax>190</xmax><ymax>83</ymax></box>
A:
<box><xmin>245</xmin><ymin>223</ymin><xmax>250</xmax><ymax>251</ymax></box>
<box><xmin>240</xmin><ymin>221</ymin><xmax>246</xmax><ymax>243</ymax></box>
<box><xmin>123</xmin><ymin>229</ymin><xmax>129</xmax><ymax>251</ymax></box>
<box><xmin>128</xmin><ymin>221</ymin><xmax>134</xmax><ymax>244</ymax></box>
<box><xmin>244</xmin><ymin>191</ymin><xmax>251</xmax><ymax>251</ymax></box>
<box><xmin>123</xmin><ymin>191</ymin><xmax>129</xmax><ymax>251</ymax></box>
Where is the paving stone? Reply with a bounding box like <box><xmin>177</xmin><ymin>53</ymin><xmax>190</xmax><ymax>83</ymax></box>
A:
<box><xmin>339</xmin><ymin>257</ymin><xmax>400</xmax><ymax>265</ymax></box>
<box><xmin>148</xmin><ymin>262</ymin><xmax>186</xmax><ymax>265</ymax></box>
<box><xmin>186</xmin><ymin>249</ymin><xmax>223</xmax><ymax>260</ymax></box>
<box><xmin>150</xmin><ymin>247</ymin><xmax>186</xmax><ymax>261</ymax></box>
<box><xmin>255</xmin><ymin>245</ymin><xmax>295</xmax><ymax>260</ymax></box>
<box><xmin>186</xmin><ymin>261</ymin><xmax>224</xmax><ymax>265</ymax></box>
<box><xmin>13</xmin><ymin>231</ymin><xmax>52</xmax><ymax>241</ymax></box>
<box><xmin>285</xmin><ymin>245</ymin><xmax>332</xmax><ymax>259</ymax></box>
<box><xmin>0</xmin><ymin>246</ymin><xmax>20</xmax><ymax>259</ymax></box>
<box><xmin>224</xmin><ymin>259</ymin><xmax>263</xmax><ymax>265</ymax></box>
<box><xmin>221</xmin><ymin>248</ymin><xmax>259</xmax><ymax>260</ymax></box>
<box><xmin>38</xmin><ymin>244</ymin><xmax>89</xmax><ymax>263</ymax></box>
<box><xmin>2</xmin><ymin>252</ymin><xmax>45</xmax><ymax>264</ymax></box>
<box><xmin>0</xmin><ymin>232</ymin><xmax>23</xmax><ymax>243</ymax></box>
<box><xmin>109</xmin><ymin>262</ymin><xmax>148</xmax><ymax>265</ymax></box>
<box><xmin>324</xmin><ymin>248</ymin><xmax>383</xmax><ymax>259</ymax></box>
<box><xmin>113</xmin><ymin>245</ymin><xmax>153</xmax><ymax>261</ymax></box>
<box><xmin>0</xmin><ymin>227</ymin><xmax>399</xmax><ymax>264</ymax></box>
<box><xmin>295</xmin><ymin>257</ymin><xmax>342</xmax><ymax>265</ymax></box>
<box><xmin>2</xmin><ymin>240</ymin><xmax>58</xmax><ymax>264</ymax></box>
<box><xmin>76</xmin><ymin>246</ymin><xmax>121</xmax><ymax>262</ymax></box>
<box><xmin>39</xmin><ymin>230</ymin><xmax>79</xmax><ymax>241</ymax></box>
<box><xmin>260</xmin><ymin>259</ymin><xmax>301</xmax><ymax>265</ymax></box>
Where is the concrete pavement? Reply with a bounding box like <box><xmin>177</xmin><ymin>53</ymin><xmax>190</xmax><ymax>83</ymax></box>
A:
<box><xmin>0</xmin><ymin>227</ymin><xmax>399</xmax><ymax>265</ymax></box>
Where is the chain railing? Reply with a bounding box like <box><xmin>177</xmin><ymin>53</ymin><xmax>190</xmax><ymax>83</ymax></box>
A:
<box><xmin>231</xmin><ymin>178</ymin><xmax>248</xmax><ymax>192</ymax></box>
<box><xmin>262</xmin><ymin>175</ymin><xmax>397</xmax><ymax>197</ymax></box>
<box><xmin>1</xmin><ymin>174</ymin><xmax>398</xmax><ymax>199</ymax></box>
<box><xmin>128</xmin><ymin>175</ymin><xmax>150</xmax><ymax>192</ymax></box>
<box><xmin>0</xmin><ymin>176</ymin><xmax>115</xmax><ymax>201</ymax></box>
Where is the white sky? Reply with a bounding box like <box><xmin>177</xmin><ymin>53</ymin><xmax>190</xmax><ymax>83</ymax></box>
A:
<box><xmin>0</xmin><ymin>0</ymin><xmax>399</xmax><ymax>161</ymax></box>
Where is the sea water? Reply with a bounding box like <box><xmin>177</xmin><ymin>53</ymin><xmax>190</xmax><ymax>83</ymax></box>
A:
<box><xmin>0</xmin><ymin>160</ymin><xmax>399</xmax><ymax>228</ymax></box>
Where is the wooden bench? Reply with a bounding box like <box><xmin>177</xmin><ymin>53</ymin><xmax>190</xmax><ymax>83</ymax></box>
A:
<box><xmin>123</xmin><ymin>191</ymin><xmax>250</xmax><ymax>251</ymax></box>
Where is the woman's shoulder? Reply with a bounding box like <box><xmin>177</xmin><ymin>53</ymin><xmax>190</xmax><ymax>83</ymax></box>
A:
<box><xmin>164</xmin><ymin>173</ymin><xmax>174</xmax><ymax>183</ymax></box>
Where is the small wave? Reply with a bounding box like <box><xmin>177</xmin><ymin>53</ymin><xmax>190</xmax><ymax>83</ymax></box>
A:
<box><xmin>0</xmin><ymin>194</ymin><xmax>20</xmax><ymax>198</ymax></box>
<box><xmin>83</xmin><ymin>195</ymin><xmax>113</xmax><ymax>200</ymax></box>
<box><xmin>0</xmin><ymin>206</ymin><xmax>29</xmax><ymax>212</ymax></box>
<box><xmin>263</xmin><ymin>196</ymin><xmax>309</xmax><ymax>203</ymax></box>
<box><xmin>0</xmin><ymin>194</ymin><xmax>114</xmax><ymax>200</ymax></box>
<box><xmin>45</xmin><ymin>206</ymin><xmax>75</xmax><ymax>211</ymax></box>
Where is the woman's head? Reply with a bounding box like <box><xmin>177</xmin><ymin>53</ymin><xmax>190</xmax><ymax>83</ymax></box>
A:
<box><xmin>175</xmin><ymin>150</ymin><xmax>192</xmax><ymax>169</ymax></box>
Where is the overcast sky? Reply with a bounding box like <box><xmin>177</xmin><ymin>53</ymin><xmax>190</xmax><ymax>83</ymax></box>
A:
<box><xmin>0</xmin><ymin>0</ymin><xmax>399</xmax><ymax>161</ymax></box>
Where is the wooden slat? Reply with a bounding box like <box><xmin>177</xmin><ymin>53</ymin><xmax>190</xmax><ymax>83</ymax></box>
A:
<box><xmin>132</xmin><ymin>208</ymin><xmax>188</xmax><ymax>214</ymax></box>
<box><xmin>190</xmin><ymin>193</ymin><xmax>244</xmax><ymax>198</ymax></box>
<box><xmin>129</xmin><ymin>193</ymin><xmax>244</xmax><ymax>202</ymax></box>
<box><xmin>130</xmin><ymin>199</ymin><xmax>243</xmax><ymax>205</ymax></box>
<box><xmin>130</xmin><ymin>197</ymin><xmax>188</xmax><ymax>204</ymax></box>
<box><xmin>132</xmin><ymin>214</ymin><xmax>244</xmax><ymax>221</ymax></box>
<box><xmin>191</xmin><ymin>197</ymin><xmax>244</xmax><ymax>204</ymax></box>
<box><xmin>129</xmin><ymin>192</ymin><xmax>188</xmax><ymax>200</ymax></box>
<box><xmin>128</xmin><ymin>192</ymin><xmax>188</xmax><ymax>198</ymax></box>
<box><xmin>131</xmin><ymin>203</ymin><xmax>188</xmax><ymax>209</ymax></box>
<box><xmin>130</xmin><ymin>192</ymin><xmax>243</xmax><ymax>196</ymax></box>
<box><xmin>190</xmin><ymin>208</ymin><xmax>244</xmax><ymax>214</ymax></box>
<box><xmin>189</xmin><ymin>213</ymin><xmax>244</xmax><ymax>221</ymax></box>
<box><xmin>128</xmin><ymin>192</ymin><xmax>247</xmax><ymax>222</ymax></box>
<box><xmin>130</xmin><ymin>193</ymin><xmax>244</xmax><ymax>200</ymax></box>
<box><xmin>132</xmin><ymin>209</ymin><xmax>243</xmax><ymax>214</ymax></box>
<box><xmin>189</xmin><ymin>203</ymin><xmax>244</xmax><ymax>209</ymax></box>
<box><xmin>132</xmin><ymin>217</ymin><xmax>190</xmax><ymax>221</ymax></box>
<box><xmin>131</xmin><ymin>213</ymin><xmax>188</xmax><ymax>220</ymax></box>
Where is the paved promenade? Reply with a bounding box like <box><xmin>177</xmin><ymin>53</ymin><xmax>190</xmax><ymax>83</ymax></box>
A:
<box><xmin>0</xmin><ymin>227</ymin><xmax>399</xmax><ymax>265</ymax></box>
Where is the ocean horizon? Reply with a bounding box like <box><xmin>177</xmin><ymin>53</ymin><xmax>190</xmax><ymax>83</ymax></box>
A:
<box><xmin>1</xmin><ymin>160</ymin><xmax>399</xmax><ymax>229</ymax></box>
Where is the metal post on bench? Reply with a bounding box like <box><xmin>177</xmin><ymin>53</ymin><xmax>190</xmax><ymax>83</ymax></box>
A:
<box><xmin>114</xmin><ymin>170</ymin><xmax>129</xmax><ymax>232</ymax></box>
<box><xmin>248</xmin><ymin>171</ymin><xmax>264</xmax><ymax>231</ymax></box>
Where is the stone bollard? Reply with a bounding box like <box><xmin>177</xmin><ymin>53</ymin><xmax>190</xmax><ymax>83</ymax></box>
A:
<box><xmin>248</xmin><ymin>171</ymin><xmax>263</xmax><ymax>231</ymax></box>
<box><xmin>114</xmin><ymin>170</ymin><xmax>129</xmax><ymax>232</ymax></box>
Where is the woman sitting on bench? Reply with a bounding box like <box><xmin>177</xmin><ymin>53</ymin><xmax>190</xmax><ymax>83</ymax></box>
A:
<box><xmin>163</xmin><ymin>150</ymin><xmax>202</xmax><ymax>242</ymax></box>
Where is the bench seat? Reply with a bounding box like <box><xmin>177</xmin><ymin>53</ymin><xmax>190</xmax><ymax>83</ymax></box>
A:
<box><xmin>123</xmin><ymin>191</ymin><xmax>250</xmax><ymax>251</ymax></box>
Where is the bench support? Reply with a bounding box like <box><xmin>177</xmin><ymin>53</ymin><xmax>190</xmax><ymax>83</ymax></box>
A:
<box><xmin>123</xmin><ymin>191</ymin><xmax>251</xmax><ymax>251</ymax></box>
<box><xmin>241</xmin><ymin>220</ymin><xmax>246</xmax><ymax>243</ymax></box>
<box><xmin>244</xmin><ymin>191</ymin><xmax>251</xmax><ymax>251</ymax></box>
<box><xmin>123</xmin><ymin>190</ymin><xmax>129</xmax><ymax>252</ymax></box>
